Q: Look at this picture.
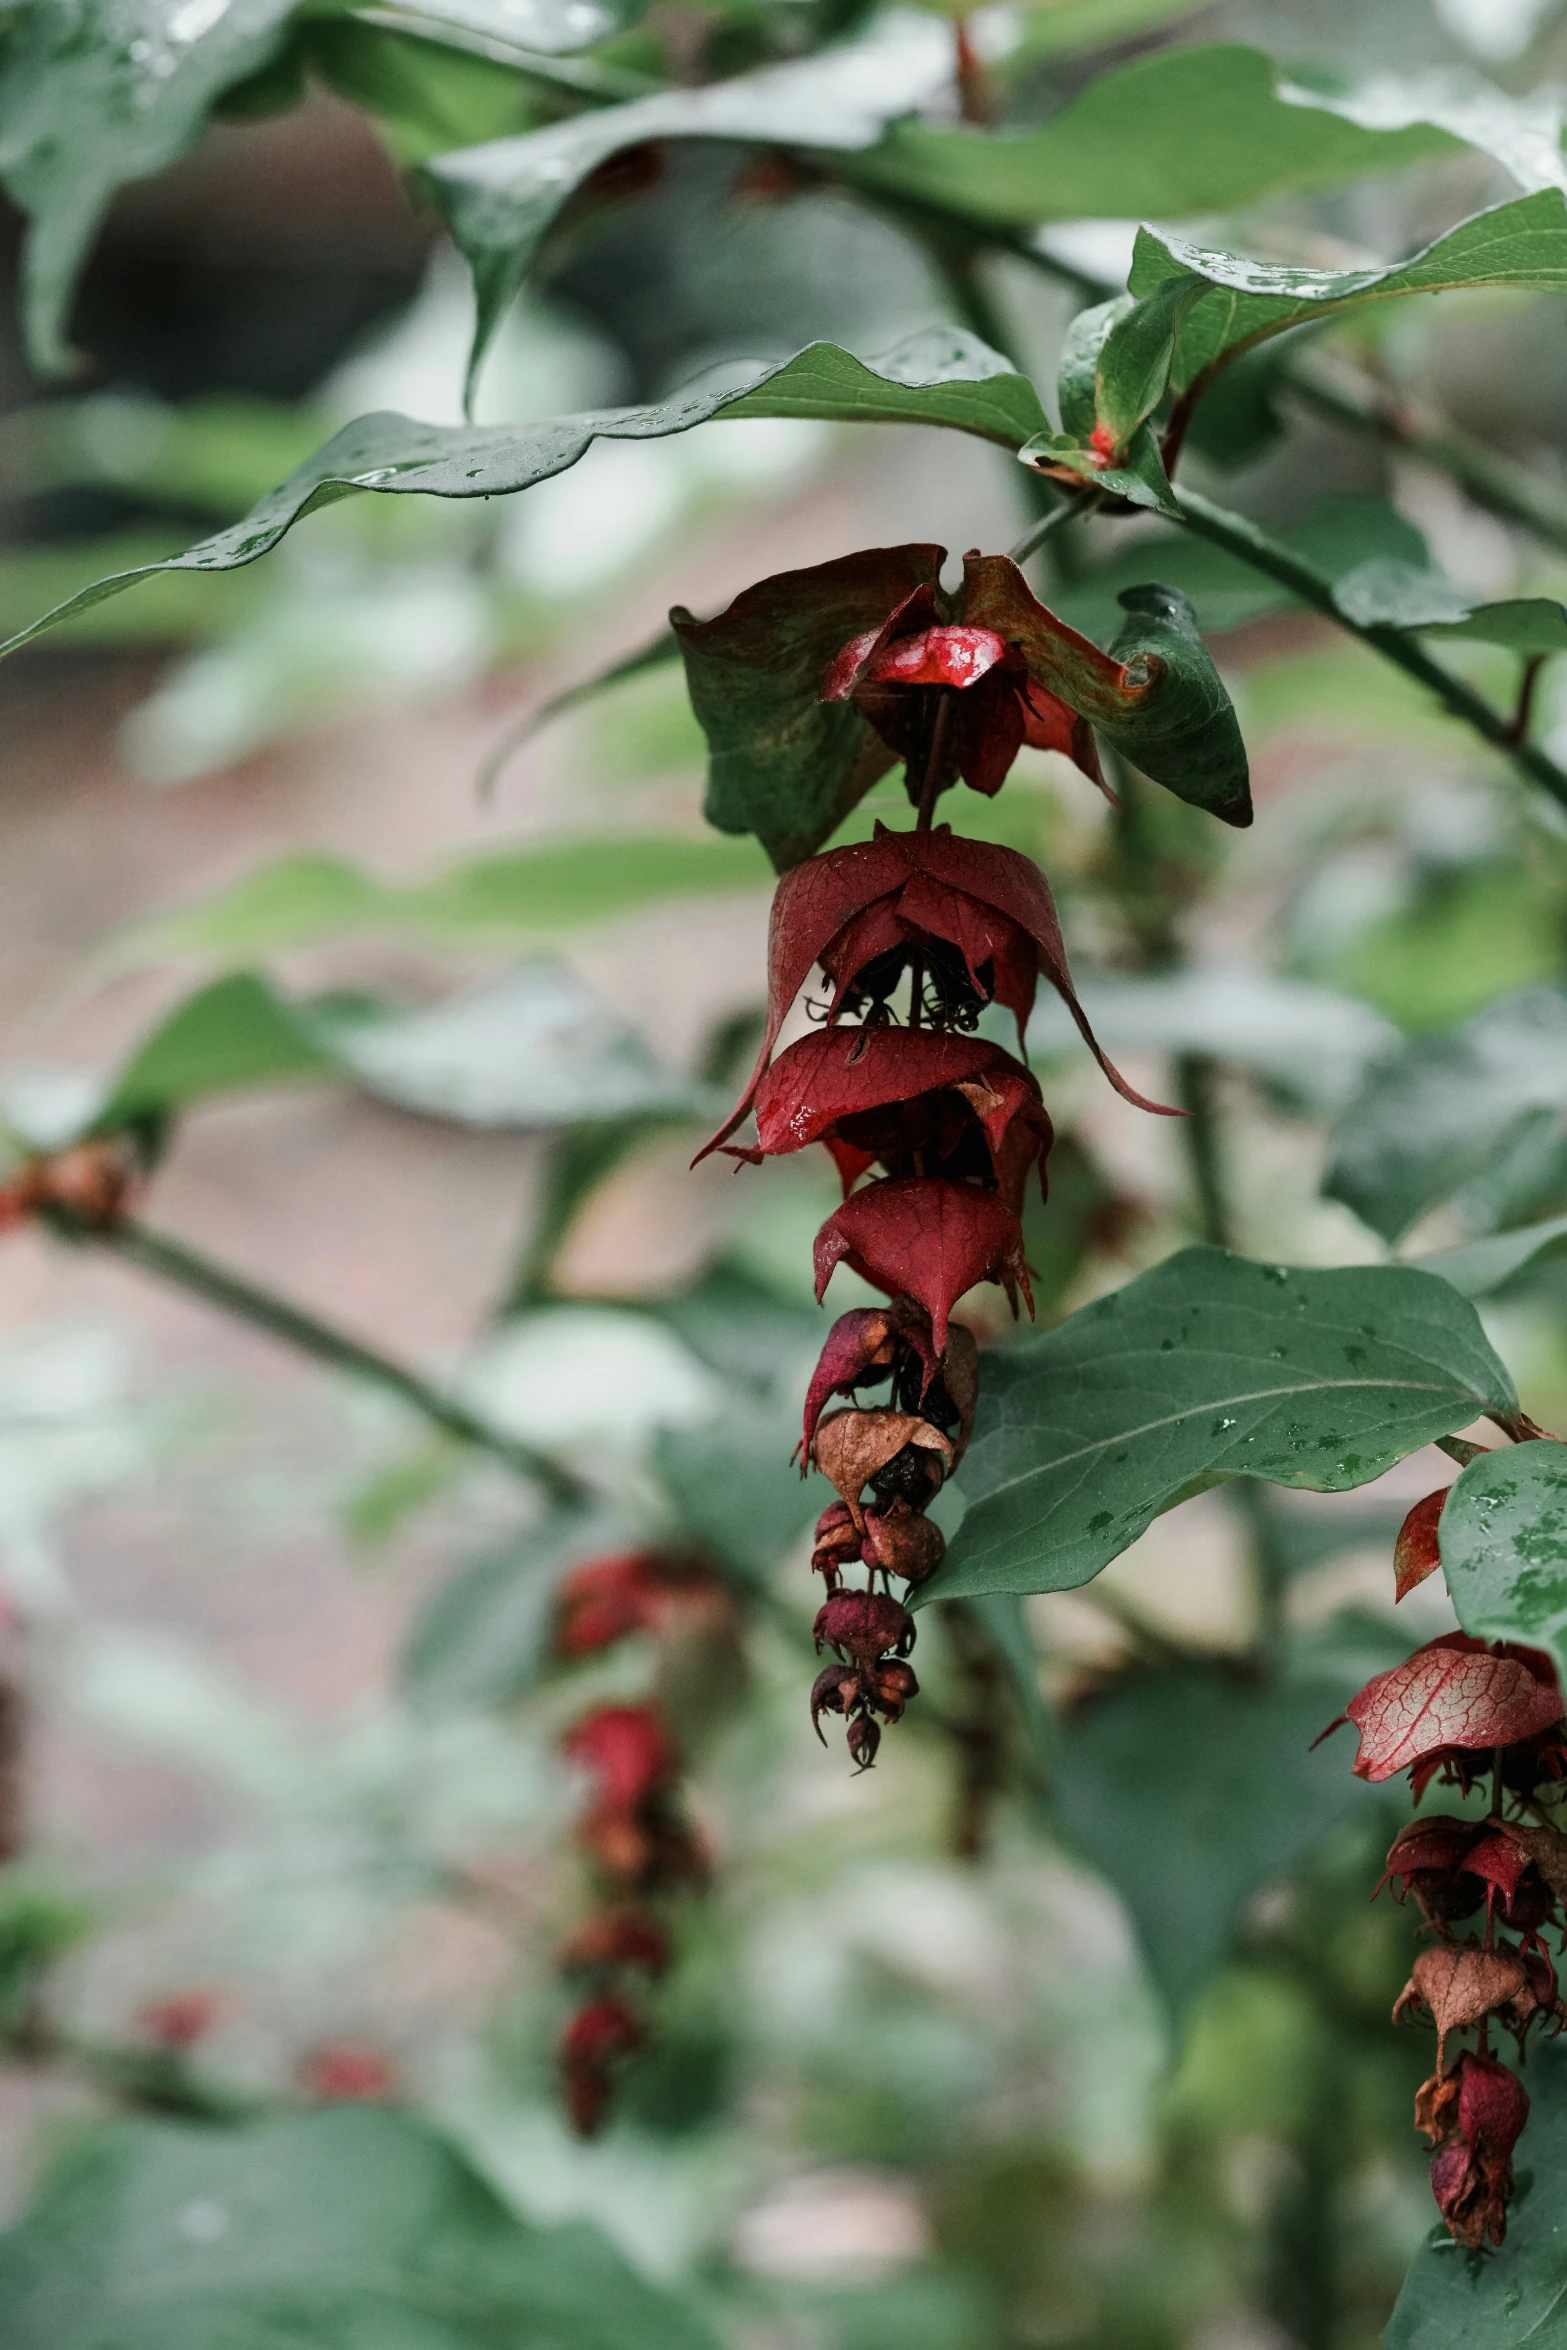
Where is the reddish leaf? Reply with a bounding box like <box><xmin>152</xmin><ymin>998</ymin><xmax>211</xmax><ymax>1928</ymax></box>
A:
<box><xmin>1396</xmin><ymin>1944</ymin><xmax>1529</xmax><ymax>2063</ymax></box>
<box><xmin>1394</xmin><ymin>1486</ymin><xmax>1449</xmax><ymax>1602</ymax></box>
<box><xmin>1329</xmin><ymin>1633</ymin><xmax>1566</xmax><ymax>1782</ymax></box>
<box><xmin>814</xmin><ymin>1174</ymin><xmax>1030</xmax><ymax>1353</ymax></box>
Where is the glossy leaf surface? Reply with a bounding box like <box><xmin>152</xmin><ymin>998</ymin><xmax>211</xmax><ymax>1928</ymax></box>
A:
<box><xmin>0</xmin><ymin>331</ymin><xmax>1047</xmax><ymax>661</ymax></box>
<box><xmin>928</xmin><ymin>1248</ymin><xmax>1515</xmax><ymax>1601</ymax></box>
<box><xmin>1440</xmin><ymin>1441</ymin><xmax>1567</xmax><ymax>1688</ymax></box>
<box><xmin>1128</xmin><ymin>187</ymin><xmax>1567</xmax><ymax>417</ymax></box>
<box><xmin>427</xmin><ymin>14</ymin><xmax>953</xmax><ymax>400</ymax></box>
<box><xmin>0</xmin><ymin>2104</ymin><xmax>722</xmax><ymax>2349</ymax></box>
<box><xmin>0</xmin><ymin>0</ymin><xmax>299</xmax><ymax>375</ymax></box>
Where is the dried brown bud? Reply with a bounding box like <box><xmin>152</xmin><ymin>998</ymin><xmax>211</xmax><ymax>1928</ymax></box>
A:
<box><xmin>812</xmin><ymin>1408</ymin><xmax>952</xmax><ymax>1530</ymax></box>
<box><xmin>861</xmin><ymin>1505</ymin><xmax>945</xmax><ymax>1586</ymax></box>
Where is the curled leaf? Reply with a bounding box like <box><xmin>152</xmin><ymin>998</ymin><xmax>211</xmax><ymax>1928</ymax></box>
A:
<box><xmin>1325</xmin><ymin>1632</ymin><xmax>1566</xmax><ymax>1782</ymax></box>
<box><xmin>1394</xmin><ymin>1486</ymin><xmax>1449</xmax><ymax>1601</ymax></box>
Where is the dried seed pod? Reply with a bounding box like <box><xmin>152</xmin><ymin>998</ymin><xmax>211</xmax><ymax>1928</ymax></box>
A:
<box><xmin>861</xmin><ymin>1505</ymin><xmax>945</xmax><ymax>1585</ymax></box>
<box><xmin>812</xmin><ymin>1407</ymin><xmax>952</xmax><ymax>1529</ymax></box>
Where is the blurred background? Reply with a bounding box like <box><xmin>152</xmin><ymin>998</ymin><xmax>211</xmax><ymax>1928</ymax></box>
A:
<box><xmin>5</xmin><ymin>0</ymin><xmax>1567</xmax><ymax>2344</ymax></box>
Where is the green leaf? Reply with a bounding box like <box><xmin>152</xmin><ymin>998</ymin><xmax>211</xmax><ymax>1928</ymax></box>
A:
<box><xmin>1438</xmin><ymin>1440</ymin><xmax>1567</xmax><ymax>1688</ymax></box>
<box><xmin>0</xmin><ymin>329</ymin><xmax>1047</xmax><ymax>661</ymax></box>
<box><xmin>1325</xmin><ymin>985</ymin><xmax>1567</xmax><ymax>1243</ymax></box>
<box><xmin>0</xmin><ymin>0</ymin><xmax>301</xmax><ymax>378</ymax></box>
<box><xmin>425</xmin><ymin>14</ymin><xmax>952</xmax><ymax>403</ymax></box>
<box><xmin>1054</xmin><ymin>1635</ymin><xmax>1397</xmax><ymax>2013</ymax></box>
<box><xmin>402</xmin><ymin>1508</ymin><xmax>611</xmax><ymax>1706</ymax></box>
<box><xmin>1387</xmin><ymin>2044</ymin><xmax>1567</xmax><ymax>2347</ymax></box>
<box><xmin>92</xmin><ymin>973</ymin><xmax>332</xmax><ymax>1129</ymax></box>
<box><xmin>959</xmin><ymin>1592</ymin><xmax>1051</xmax><ymax>1765</ymax></box>
<box><xmin>1131</xmin><ymin>186</ymin><xmax>1567</xmax><ymax>429</ymax></box>
<box><xmin>309</xmin><ymin>963</ymin><xmax>708</xmax><ymax>1127</ymax></box>
<box><xmin>123</xmin><ymin>834</ymin><xmax>773</xmax><ymax>962</ymax></box>
<box><xmin>928</xmin><ymin>1247</ymin><xmax>1516</xmax><ymax>1602</ymax></box>
<box><xmin>1005</xmin><ymin>0</ymin><xmax>1212</xmax><ymax>66</ymax></box>
<box><xmin>1418</xmin><ymin>1212</ymin><xmax>1567</xmax><ymax>1298</ymax></box>
<box><xmin>0</xmin><ymin>2104</ymin><xmax>722</xmax><ymax>2350</ymax></box>
<box><xmin>852</xmin><ymin>44</ymin><xmax>1465</xmax><ymax>231</ymax></box>
<box><xmin>656</xmin><ymin>1397</ymin><xmax>821</xmax><ymax>1578</ymax></box>
<box><xmin>1100</xmin><ymin>584</ymin><xmax>1250</xmax><ymax>823</ymax></box>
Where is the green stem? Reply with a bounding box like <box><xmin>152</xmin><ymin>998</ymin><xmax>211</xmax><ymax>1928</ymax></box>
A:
<box><xmin>1174</xmin><ymin>1052</ymin><xmax>1230</xmax><ymax>1251</ymax></box>
<box><xmin>1175</xmin><ymin>486</ymin><xmax>1567</xmax><ymax>814</ymax></box>
<box><xmin>43</xmin><ymin>1210</ymin><xmax>584</xmax><ymax>1503</ymax></box>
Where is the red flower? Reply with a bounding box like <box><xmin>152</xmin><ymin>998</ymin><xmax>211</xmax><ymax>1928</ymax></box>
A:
<box><xmin>562</xmin><ymin>1705</ymin><xmax>674</xmax><ymax>1813</ymax></box>
<box><xmin>137</xmin><ymin>1990</ymin><xmax>224</xmax><ymax>2049</ymax></box>
<box><xmin>814</xmin><ymin>1175</ymin><xmax>1031</xmax><ymax>1354</ymax></box>
<box><xmin>821</xmin><ymin>578</ymin><xmax>1102</xmax><ymax>800</ymax></box>
<box><xmin>700</xmin><ymin>823</ymin><xmax>1172</xmax><ymax>1166</ymax></box>
<box><xmin>559</xmin><ymin>1909</ymin><xmax>671</xmax><ymax>1979</ymax></box>
<box><xmin>1318</xmin><ymin>1632</ymin><xmax>1567</xmax><ymax>1794</ymax></box>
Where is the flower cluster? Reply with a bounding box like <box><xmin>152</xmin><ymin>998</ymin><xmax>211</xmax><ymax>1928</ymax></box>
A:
<box><xmin>698</xmin><ymin>559</ymin><xmax>1172</xmax><ymax>1768</ymax></box>
<box><xmin>1326</xmin><ymin>1595</ymin><xmax>1567</xmax><ymax>2249</ymax></box>
<box><xmin>552</xmin><ymin>1549</ymin><xmax>724</xmax><ymax>2135</ymax></box>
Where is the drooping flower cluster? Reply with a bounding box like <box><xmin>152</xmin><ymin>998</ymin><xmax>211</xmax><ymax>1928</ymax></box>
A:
<box><xmin>553</xmin><ymin>1549</ymin><xmax>726</xmax><ymax>2134</ymax></box>
<box><xmin>695</xmin><ymin>557</ymin><xmax>1173</xmax><ymax>1768</ymax></box>
<box><xmin>1325</xmin><ymin>1510</ymin><xmax>1567</xmax><ymax>2248</ymax></box>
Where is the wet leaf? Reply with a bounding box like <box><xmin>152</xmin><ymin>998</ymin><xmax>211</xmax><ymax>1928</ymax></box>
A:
<box><xmin>927</xmin><ymin>1247</ymin><xmax>1516</xmax><ymax>1601</ymax></box>
<box><xmin>0</xmin><ymin>0</ymin><xmax>299</xmax><ymax>376</ymax></box>
<box><xmin>1440</xmin><ymin>1441</ymin><xmax>1567</xmax><ymax>1691</ymax></box>
<box><xmin>425</xmin><ymin>14</ymin><xmax>953</xmax><ymax>403</ymax></box>
<box><xmin>1333</xmin><ymin>1634</ymin><xmax>1564</xmax><ymax>1781</ymax></box>
<box><xmin>1130</xmin><ymin>187</ymin><xmax>1567</xmax><ymax>441</ymax></box>
<box><xmin>0</xmin><ymin>2104</ymin><xmax>722</xmax><ymax>2349</ymax></box>
<box><xmin>0</xmin><ymin>330</ymin><xmax>1048</xmax><ymax>661</ymax></box>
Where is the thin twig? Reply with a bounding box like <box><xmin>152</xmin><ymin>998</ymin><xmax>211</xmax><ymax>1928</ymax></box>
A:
<box><xmin>1175</xmin><ymin>487</ymin><xmax>1567</xmax><ymax>815</ymax></box>
<box><xmin>43</xmin><ymin>1210</ymin><xmax>586</xmax><ymax>1503</ymax></box>
<box><xmin>1008</xmin><ymin>491</ymin><xmax>1101</xmax><ymax>565</ymax></box>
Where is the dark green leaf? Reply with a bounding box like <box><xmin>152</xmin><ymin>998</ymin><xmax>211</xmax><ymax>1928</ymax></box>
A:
<box><xmin>0</xmin><ymin>329</ymin><xmax>1048</xmax><ymax>661</ymax></box>
<box><xmin>1054</xmin><ymin>1634</ymin><xmax>1399</xmax><ymax>2012</ymax></box>
<box><xmin>402</xmin><ymin>1508</ymin><xmax>613</xmax><ymax>1705</ymax></box>
<box><xmin>1439</xmin><ymin>1440</ymin><xmax>1567</xmax><ymax>1685</ymax></box>
<box><xmin>425</xmin><ymin>14</ymin><xmax>952</xmax><ymax>402</ymax></box>
<box><xmin>852</xmin><ymin>44</ymin><xmax>1464</xmax><ymax>231</ymax></box>
<box><xmin>1418</xmin><ymin>1212</ymin><xmax>1567</xmax><ymax>1299</ymax></box>
<box><xmin>1132</xmin><ymin>187</ymin><xmax>1567</xmax><ymax>428</ymax></box>
<box><xmin>958</xmin><ymin>1592</ymin><xmax>1051</xmax><ymax>1764</ymax></box>
<box><xmin>0</xmin><ymin>0</ymin><xmax>300</xmax><ymax>375</ymax></box>
<box><xmin>928</xmin><ymin>1247</ymin><xmax>1516</xmax><ymax>1602</ymax></box>
<box><xmin>1387</xmin><ymin>2043</ymin><xmax>1567</xmax><ymax>2348</ymax></box>
<box><xmin>1101</xmin><ymin>584</ymin><xmax>1251</xmax><ymax>824</ymax></box>
<box><xmin>1325</xmin><ymin>985</ymin><xmax>1567</xmax><ymax>1242</ymax></box>
<box><xmin>0</xmin><ymin>2104</ymin><xmax>722</xmax><ymax>2350</ymax></box>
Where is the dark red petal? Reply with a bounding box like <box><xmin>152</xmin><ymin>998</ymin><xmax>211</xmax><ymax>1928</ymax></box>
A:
<box><xmin>1395</xmin><ymin>1488</ymin><xmax>1449</xmax><ymax>1603</ymax></box>
<box><xmin>814</xmin><ymin>1175</ymin><xmax>1030</xmax><ymax>1353</ymax></box>
<box><xmin>1458</xmin><ymin>2049</ymin><xmax>1530</xmax><ymax>2156</ymax></box>
<box><xmin>863</xmin><ymin>624</ymin><xmax>1009</xmax><ymax>691</ymax></box>
<box><xmin>951</xmin><ymin>677</ymin><xmax>1025</xmax><ymax>797</ymax></box>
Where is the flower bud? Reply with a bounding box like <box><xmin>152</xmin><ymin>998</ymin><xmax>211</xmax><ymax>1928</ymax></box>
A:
<box><xmin>814</xmin><ymin>1588</ymin><xmax>915</xmax><ymax>1668</ymax></box>
<box><xmin>846</xmin><ymin>1715</ymin><xmax>881</xmax><ymax>1772</ymax></box>
<box><xmin>861</xmin><ymin>1506</ymin><xmax>945</xmax><ymax>1585</ymax></box>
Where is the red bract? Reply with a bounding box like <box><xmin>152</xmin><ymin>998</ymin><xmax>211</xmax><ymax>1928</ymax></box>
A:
<box><xmin>699</xmin><ymin>822</ymin><xmax>1172</xmax><ymax>1165</ymax></box>
<box><xmin>1394</xmin><ymin>1487</ymin><xmax>1449</xmax><ymax>1603</ymax></box>
<box><xmin>814</xmin><ymin>1175</ymin><xmax>1030</xmax><ymax>1354</ymax></box>
<box><xmin>1320</xmin><ymin>1633</ymin><xmax>1566</xmax><ymax>1787</ymax></box>
<box><xmin>821</xmin><ymin>577</ymin><xmax>1101</xmax><ymax>800</ymax></box>
<box><xmin>801</xmin><ymin>1303</ymin><xmax>936</xmax><ymax>1459</ymax></box>
<box><xmin>555</xmin><ymin>1550</ymin><xmax>721</xmax><ymax>1657</ymax></box>
<box><xmin>559</xmin><ymin>1910</ymin><xmax>670</xmax><ymax>1979</ymax></box>
<box><xmin>298</xmin><ymin>2042</ymin><xmax>398</xmax><ymax>2103</ymax></box>
<box><xmin>560</xmin><ymin>1995</ymin><xmax>645</xmax><ymax>2137</ymax></box>
<box><xmin>749</xmin><ymin>1027</ymin><xmax>1052</xmax><ymax>1202</ymax></box>
<box><xmin>138</xmin><ymin>1990</ymin><xmax>223</xmax><ymax>2049</ymax></box>
<box><xmin>1421</xmin><ymin>2051</ymin><xmax>1531</xmax><ymax>2250</ymax></box>
<box><xmin>562</xmin><ymin>1705</ymin><xmax>674</xmax><ymax>1814</ymax></box>
<box><xmin>814</xmin><ymin>1587</ymin><xmax>915</xmax><ymax>1670</ymax></box>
